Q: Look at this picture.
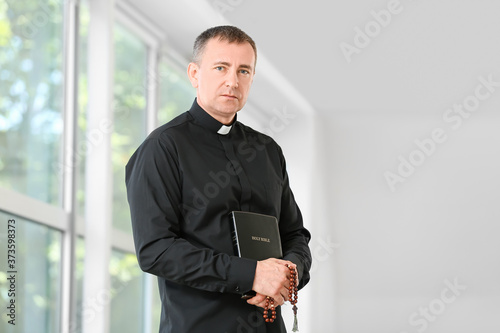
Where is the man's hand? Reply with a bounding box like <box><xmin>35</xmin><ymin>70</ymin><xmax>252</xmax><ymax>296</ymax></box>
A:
<box><xmin>247</xmin><ymin>258</ymin><xmax>297</xmax><ymax>308</ymax></box>
<box><xmin>246</xmin><ymin>292</ymin><xmax>270</xmax><ymax>308</ymax></box>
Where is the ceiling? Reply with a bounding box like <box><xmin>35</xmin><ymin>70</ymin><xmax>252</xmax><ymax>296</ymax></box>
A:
<box><xmin>121</xmin><ymin>0</ymin><xmax>500</xmax><ymax>119</ymax></box>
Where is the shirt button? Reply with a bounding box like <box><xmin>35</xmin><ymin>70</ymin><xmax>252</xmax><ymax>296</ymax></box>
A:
<box><xmin>235</xmin><ymin>286</ymin><xmax>240</xmax><ymax>292</ymax></box>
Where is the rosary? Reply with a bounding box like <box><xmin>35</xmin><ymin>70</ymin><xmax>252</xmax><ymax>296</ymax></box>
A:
<box><xmin>263</xmin><ymin>264</ymin><xmax>299</xmax><ymax>332</ymax></box>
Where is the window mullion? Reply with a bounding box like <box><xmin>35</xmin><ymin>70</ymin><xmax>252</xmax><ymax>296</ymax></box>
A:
<box><xmin>83</xmin><ymin>1</ymin><xmax>115</xmax><ymax>333</ymax></box>
<box><xmin>61</xmin><ymin>0</ymin><xmax>80</xmax><ymax>332</ymax></box>
<box><xmin>146</xmin><ymin>47</ymin><xmax>159</xmax><ymax>135</ymax></box>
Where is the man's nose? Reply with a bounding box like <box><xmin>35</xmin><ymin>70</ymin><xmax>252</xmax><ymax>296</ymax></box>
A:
<box><xmin>225</xmin><ymin>69</ymin><xmax>239</xmax><ymax>88</ymax></box>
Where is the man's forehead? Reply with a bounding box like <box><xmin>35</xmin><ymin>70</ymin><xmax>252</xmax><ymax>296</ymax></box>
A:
<box><xmin>202</xmin><ymin>38</ymin><xmax>255</xmax><ymax>65</ymax></box>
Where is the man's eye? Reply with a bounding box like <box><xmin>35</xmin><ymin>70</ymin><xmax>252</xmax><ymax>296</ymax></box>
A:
<box><xmin>215</xmin><ymin>66</ymin><xmax>224</xmax><ymax>71</ymax></box>
<box><xmin>240</xmin><ymin>70</ymin><xmax>249</xmax><ymax>75</ymax></box>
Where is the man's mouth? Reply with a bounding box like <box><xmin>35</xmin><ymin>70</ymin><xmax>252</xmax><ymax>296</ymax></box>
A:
<box><xmin>221</xmin><ymin>94</ymin><xmax>238</xmax><ymax>99</ymax></box>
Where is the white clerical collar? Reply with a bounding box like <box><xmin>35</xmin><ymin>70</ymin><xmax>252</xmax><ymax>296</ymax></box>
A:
<box><xmin>217</xmin><ymin>124</ymin><xmax>232</xmax><ymax>135</ymax></box>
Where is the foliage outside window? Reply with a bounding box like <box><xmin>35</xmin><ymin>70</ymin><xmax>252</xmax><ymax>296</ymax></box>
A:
<box><xmin>0</xmin><ymin>0</ymin><xmax>64</xmax><ymax>205</ymax></box>
<box><xmin>0</xmin><ymin>212</ymin><xmax>61</xmax><ymax>333</ymax></box>
<box><xmin>112</xmin><ymin>23</ymin><xmax>147</xmax><ymax>234</ymax></box>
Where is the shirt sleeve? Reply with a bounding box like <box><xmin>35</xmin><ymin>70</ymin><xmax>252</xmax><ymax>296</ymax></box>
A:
<box><xmin>276</xmin><ymin>146</ymin><xmax>313</xmax><ymax>290</ymax></box>
<box><xmin>125</xmin><ymin>136</ymin><xmax>256</xmax><ymax>294</ymax></box>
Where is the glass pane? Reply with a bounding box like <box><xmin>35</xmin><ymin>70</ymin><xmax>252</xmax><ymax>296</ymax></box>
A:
<box><xmin>0</xmin><ymin>211</ymin><xmax>62</xmax><ymax>333</ymax></box>
<box><xmin>0</xmin><ymin>0</ymin><xmax>64</xmax><ymax>205</ymax></box>
<box><xmin>73</xmin><ymin>236</ymin><xmax>85</xmax><ymax>333</ymax></box>
<box><xmin>158</xmin><ymin>60</ymin><xmax>195</xmax><ymax>125</ymax></box>
<box><xmin>112</xmin><ymin>23</ymin><xmax>147</xmax><ymax>233</ymax></box>
<box><xmin>109</xmin><ymin>249</ymin><xmax>144</xmax><ymax>333</ymax></box>
<box><xmin>75</xmin><ymin>0</ymin><xmax>89</xmax><ymax>218</ymax></box>
<box><xmin>149</xmin><ymin>276</ymin><xmax>161</xmax><ymax>333</ymax></box>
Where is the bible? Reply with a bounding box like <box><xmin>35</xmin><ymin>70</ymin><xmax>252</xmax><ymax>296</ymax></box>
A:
<box><xmin>230</xmin><ymin>211</ymin><xmax>300</xmax><ymax>331</ymax></box>
<box><xmin>230</xmin><ymin>211</ymin><xmax>283</xmax><ymax>299</ymax></box>
<box><xmin>230</xmin><ymin>211</ymin><xmax>283</xmax><ymax>261</ymax></box>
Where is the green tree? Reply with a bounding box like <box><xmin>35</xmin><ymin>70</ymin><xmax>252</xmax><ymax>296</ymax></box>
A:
<box><xmin>0</xmin><ymin>0</ymin><xmax>64</xmax><ymax>205</ymax></box>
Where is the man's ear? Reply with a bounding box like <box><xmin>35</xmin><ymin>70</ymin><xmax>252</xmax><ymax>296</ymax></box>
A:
<box><xmin>187</xmin><ymin>62</ymin><xmax>199</xmax><ymax>88</ymax></box>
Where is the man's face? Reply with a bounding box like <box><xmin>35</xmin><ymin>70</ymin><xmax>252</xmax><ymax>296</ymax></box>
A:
<box><xmin>188</xmin><ymin>38</ymin><xmax>255</xmax><ymax>124</ymax></box>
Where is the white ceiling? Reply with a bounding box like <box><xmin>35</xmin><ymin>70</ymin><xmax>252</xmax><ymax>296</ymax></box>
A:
<box><xmin>122</xmin><ymin>0</ymin><xmax>500</xmax><ymax>118</ymax></box>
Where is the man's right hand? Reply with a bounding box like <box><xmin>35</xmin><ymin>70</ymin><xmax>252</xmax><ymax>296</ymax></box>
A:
<box><xmin>248</xmin><ymin>258</ymin><xmax>296</xmax><ymax>307</ymax></box>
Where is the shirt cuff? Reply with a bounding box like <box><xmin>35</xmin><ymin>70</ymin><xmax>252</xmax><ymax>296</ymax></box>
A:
<box><xmin>227</xmin><ymin>256</ymin><xmax>257</xmax><ymax>294</ymax></box>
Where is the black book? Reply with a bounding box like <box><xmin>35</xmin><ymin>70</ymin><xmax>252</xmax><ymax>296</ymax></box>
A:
<box><xmin>230</xmin><ymin>211</ymin><xmax>283</xmax><ymax>299</ymax></box>
<box><xmin>230</xmin><ymin>211</ymin><xmax>283</xmax><ymax>261</ymax></box>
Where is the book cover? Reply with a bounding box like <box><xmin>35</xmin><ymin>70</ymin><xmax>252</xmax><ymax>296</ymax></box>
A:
<box><xmin>230</xmin><ymin>211</ymin><xmax>283</xmax><ymax>261</ymax></box>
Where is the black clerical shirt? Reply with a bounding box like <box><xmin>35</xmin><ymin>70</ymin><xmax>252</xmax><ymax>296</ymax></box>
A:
<box><xmin>126</xmin><ymin>99</ymin><xmax>312</xmax><ymax>333</ymax></box>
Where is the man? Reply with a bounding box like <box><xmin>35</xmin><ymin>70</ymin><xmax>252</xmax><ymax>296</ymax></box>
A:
<box><xmin>126</xmin><ymin>25</ymin><xmax>311</xmax><ymax>333</ymax></box>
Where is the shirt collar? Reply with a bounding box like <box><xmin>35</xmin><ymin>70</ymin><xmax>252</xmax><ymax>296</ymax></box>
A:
<box><xmin>189</xmin><ymin>98</ymin><xmax>236</xmax><ymax>135</ymax></box>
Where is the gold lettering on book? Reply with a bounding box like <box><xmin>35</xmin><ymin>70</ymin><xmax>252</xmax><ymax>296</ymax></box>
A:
<box><xmin>251</xmin><ymin>236</ymin><xmax>271</xmax><ymax>243</ymax></box>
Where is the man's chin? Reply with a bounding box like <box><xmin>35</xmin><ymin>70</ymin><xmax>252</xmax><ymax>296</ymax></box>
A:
<box><xmin>217</xmin><ymin>103</ymin><xmax>243</xmax><ymax>114</ymax></box>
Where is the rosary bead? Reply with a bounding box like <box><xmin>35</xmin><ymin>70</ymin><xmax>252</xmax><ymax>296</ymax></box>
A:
<box><xmin>262</xmin><ymin>266</ymin><xmax>299</xmax><ymax>327</ymax></box>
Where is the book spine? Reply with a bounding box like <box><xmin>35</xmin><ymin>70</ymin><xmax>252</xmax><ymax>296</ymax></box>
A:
<box><xmin>230</xmin><ymin>213</ymin><xmax>241</xmax><ymax>257</ymax></box>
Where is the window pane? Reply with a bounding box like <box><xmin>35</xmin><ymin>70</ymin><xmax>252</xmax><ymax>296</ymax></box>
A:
<box><xmin>149</xmin><ymin>276</ymin><xmax>162</xmax><ymax>333</ymax></box>
<box><xmin>75</xmin><ymin>0</ymin><xmax>89</xmax><ymax>218</ymax></box>
<box><xmin>109</xmin><ymin>249</ymin><xmax>144</xmax><ymax>333</ymax></box>
<box><xmin>73</xmin><ymin>236</ymin><xmax>85</xmax><ymax>333</ymax></box>
<box><xmin>158</xmin><ymin>60</ymin><xmax>195</xmax><ymax>125</ymax></box>
<box><xmin>0</xmin><ymin>212</ymin><xmax>62</xmax><ymax>333</ymax></box>
<box><xmin>0</xmin><ymin>0</ymin><xmax>64</xmax><ymax>205</ymax></box>
<box><xmin>112</xmin><ymin>23</ymin><xmax>147</xmax><ymax>233</ymax></box>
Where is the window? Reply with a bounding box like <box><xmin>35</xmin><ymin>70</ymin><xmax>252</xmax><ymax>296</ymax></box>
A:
<box><xmin>110</xmin><ymin>249</ymin><xmax>144</xmax><ymax>333</ymax></box>
<box><xmin>74</xmin><ymin>237</ymin><xmax>85</xmax><ymax>333</ymax></box>
<box><xmin>0</xmin><ymin>212</ymin><xmax>61</xmax><ymax>333</ymax></box>
<box><xmin>157</xmin><ymin>59</ymin><xmax>195</xmax><ymax>125</ymax></box>
<box><xmin>76</xmin><ymin>0</ymin><xmax>90</xmax><ymax>218</ymax></box>
<box><xmin>0</xmin><ymin>0</ymin><xmax>64</xmax><ymax>205</ymax></box>
<box><xmin>112</xmin><ymin>23</ymin><xmax>147</xmax><ymax>234</ymax></box>
<box><xmin>0</xmin><ymin>2</ymin><xmax>199</xmax><ymax>332</ymax></box>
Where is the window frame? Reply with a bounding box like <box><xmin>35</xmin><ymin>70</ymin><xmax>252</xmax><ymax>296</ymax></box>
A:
<box><xmin>0</xmin><ymin>1</ymin><xmax>191</xmax><ymax>332</ymax></box>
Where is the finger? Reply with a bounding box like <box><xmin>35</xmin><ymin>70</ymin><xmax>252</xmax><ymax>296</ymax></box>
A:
<box><xmin>261</xmin><ymin>296</ymin><xmax>282</xmax><ymax>308</ymax></box>
<box><xmin>247</xmin><ymin>294</ymin><xmax>266</xmax><ymax>305</ymax></box>
<box><xmin>281</xmin><ymin>286</ymin><xmax>290</xmax><ymax>301</ymax></box>
<box><xmin>275</xmin><ymin>295</ymin><xmax>285</xmax><ymax>306</ymax></box>
<box><xmin>252</xmin><ymin>297</ymin><xmax>277</xmax><ymax>309</ymax></box>
<box><xmin>269</xmin><ymin>290</ymin><xmax>287</xmax><ymax>305</ymax></box>
<box><xmin>270</xmin><ymin>258</ymin><xmax>295</xmax><ymax>268</ymax></box>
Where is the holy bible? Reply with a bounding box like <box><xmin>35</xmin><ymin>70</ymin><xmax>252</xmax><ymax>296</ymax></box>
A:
<box><xmin>230</xmin><ymin>211</ymin><xmax>283</xmax><ymax>261</ymax></box>
<box><xmin>230</xmin><ymin>211</ymin><xmax>300</xmax><ymax>331</ymax></box>
<box><xmin>230</xmin><ymin>211</ymin><xmax>283</xmax><ymax>299</ymax></box>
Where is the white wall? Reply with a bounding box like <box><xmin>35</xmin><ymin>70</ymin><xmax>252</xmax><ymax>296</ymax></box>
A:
<box><xmin>304</xmin><ymin>1</ymin><xmax>500</xmax><ymax>331</ymax></box>
<box><xmin>317</xmin><ymin>111</ymin><xmax>500</xmax><ymax>333</ymax></box>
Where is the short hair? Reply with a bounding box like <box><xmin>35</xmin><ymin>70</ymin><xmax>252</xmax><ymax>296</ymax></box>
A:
<box><xmin>192</xmin><ymin>25</ymin><xmax>257</xmax><ymax>67</ymax></box>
